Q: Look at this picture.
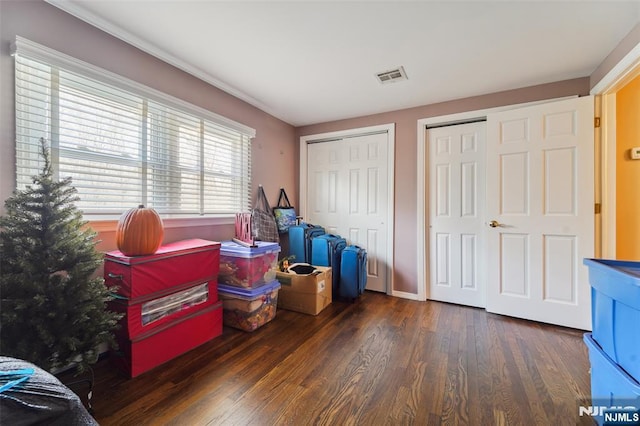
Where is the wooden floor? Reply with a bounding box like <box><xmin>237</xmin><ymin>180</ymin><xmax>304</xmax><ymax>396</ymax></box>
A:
<box><xmin>79</xmin><ymin>292</ymin><xmax>594</xmax><ymax>425</ymax></box>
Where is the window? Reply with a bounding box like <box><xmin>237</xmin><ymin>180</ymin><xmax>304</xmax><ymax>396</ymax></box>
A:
<box><xmin>13</xmin><ymin>37</ymin><xmax>254</xmax><ymax>218</ymax></box>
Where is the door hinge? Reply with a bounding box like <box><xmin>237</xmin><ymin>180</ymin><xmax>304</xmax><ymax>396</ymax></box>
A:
<box><xmin>594</xmin><ymin>117</ymin><xmax>601</xmax><ymax>128</ymax></box>
<box><xmin>595</xmin><ymin>203</ymin><xmax>601</xmax><ymax>214</ymax></box>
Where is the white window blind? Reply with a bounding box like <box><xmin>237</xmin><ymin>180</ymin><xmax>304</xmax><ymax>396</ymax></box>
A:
<box><xmin>12</xmin><ymin>37</ymin><xmax>254</xmax><ymax>217</ymax></box>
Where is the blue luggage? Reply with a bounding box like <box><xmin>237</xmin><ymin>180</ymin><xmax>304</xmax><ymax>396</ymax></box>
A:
<box><xmin>311</xmin><ymin>234</ymin><xmax>347</xmax><ymax>296</ymax></box>
<box><xmin>288</xmin><ymin>223</ymin><xmax>325</xmax><ymax>263</ymax></box>
<box><xmin>339</xmin><ymin>245</ymin><xmax>367</xmax><ymax>301</ymax></box>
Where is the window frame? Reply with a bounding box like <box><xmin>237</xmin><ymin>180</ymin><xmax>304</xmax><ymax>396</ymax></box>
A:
<box><xmin>12</xmin><ymin>36</ymin><xmax>255</xmax><ymax>228</ymax></box>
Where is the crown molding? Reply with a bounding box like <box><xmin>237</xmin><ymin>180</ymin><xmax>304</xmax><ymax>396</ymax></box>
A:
<box><xmin>44</xmin><ymin>0</ymin><xmax>275</xmax><ymax>119</ymax></box>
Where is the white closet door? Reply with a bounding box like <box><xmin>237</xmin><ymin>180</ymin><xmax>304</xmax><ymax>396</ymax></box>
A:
<box><xmin>428</xmin><ymin>121</ymin><xmax>487</xmax><ymax>308</ymax></box>
<box><xmin>485</xmin><ymin>96</ymin><xmax>594</xmax><ymax>330</ymax></box>
<box><xmin>307</xmin><ymin>133</ymin><xmax>389</xmax><ymax>292</ymax></box>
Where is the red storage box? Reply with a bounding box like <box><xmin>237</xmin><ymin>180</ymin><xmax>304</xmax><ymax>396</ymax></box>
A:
<box><xmin>109</xmin><ymin>280</ymin><xmax>217</xmax><ymax>339</ymax></box>
<box><xmin>110</xmin><ymin>301</ymin><xmax>223</xmax><ymax>378</ymax></box>
<box><xmin>105</xmin><ymin>239</ymin><xmax>220</xmax><ymax>299</ymax></box>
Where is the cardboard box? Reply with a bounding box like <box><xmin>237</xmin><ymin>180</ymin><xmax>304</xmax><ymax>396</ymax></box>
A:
<box><xmin>275</xmin><ymin>266</ymin><xmax>332</xmax><ymax>315</ymax></box>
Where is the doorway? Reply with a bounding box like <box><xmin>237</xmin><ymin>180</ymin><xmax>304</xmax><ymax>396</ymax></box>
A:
<box><xmin>593</xmin><ymin>50</ymin><xmax>640</xmax><ymax>260</ymax></box>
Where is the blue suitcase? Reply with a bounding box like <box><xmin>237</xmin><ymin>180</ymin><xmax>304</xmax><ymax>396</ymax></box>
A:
<box><xmin>311</xmin><ymin>234</ymin><xmax>347</xmax><ymax>296</ymax></box>
<box><xmin>288</xmin><ymin>223</ymin><xmax>325</xmax><ymax>263</ymax></box>
<box><xmin>339</xmin><ymin>245</ymin><xmax>367</xmax><ymax>301</ymax></box>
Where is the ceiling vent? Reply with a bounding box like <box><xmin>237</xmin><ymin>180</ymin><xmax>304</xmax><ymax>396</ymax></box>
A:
<box><xmin>376</xmin><ymin>66</ymin><xmax>408</xmax><ymax>84</ymax></box>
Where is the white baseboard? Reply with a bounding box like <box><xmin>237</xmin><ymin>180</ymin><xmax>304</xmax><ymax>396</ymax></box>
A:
<box><xmin>391</xmin><ymin>289</ymin><xmax>424</xmax><ymax>301</ymax></box>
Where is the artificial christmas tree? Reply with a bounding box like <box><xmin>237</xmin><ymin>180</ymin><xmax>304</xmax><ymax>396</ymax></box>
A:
<box><xmin>0</xmin><ymin>138</ymin><xmax>121</xmax><ymax>372</ymax></box>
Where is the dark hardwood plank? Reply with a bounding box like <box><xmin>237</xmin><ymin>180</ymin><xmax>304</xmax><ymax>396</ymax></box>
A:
<box><xmin>81</xmin><ymin>292</ymin><xmax>591</xmax><ymax>425</ymax></box>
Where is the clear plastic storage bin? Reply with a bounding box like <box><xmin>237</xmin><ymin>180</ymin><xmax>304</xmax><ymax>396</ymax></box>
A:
<box><xmin>218</xmin><ymin>280</ymin><xmax>280</xmax><ymax>331</ymax></box>
<box><xmin>218</xmin><ymin>241</ymin><xmax>280</xmax><ymax>288</ymax></box>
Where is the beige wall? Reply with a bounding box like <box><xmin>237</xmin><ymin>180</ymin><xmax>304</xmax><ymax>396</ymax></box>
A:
<box><xmin>2</xmin><ymin>1</ymin><xmax>639</xmax><ymax>297</ymax></box>
<box><xmin>0</xmin><ymin>1</ymin><xmax>297</xmax><ymax>252</ymax></box>
<box><xmin>616</xmin><ymin>74</ymin><xmax>640</xmax><ymax>260</ymax></box>
<box><xmin>296</xmin><ymin>79</ymin><xmax>591</xmax><ymax>294</ymax></box>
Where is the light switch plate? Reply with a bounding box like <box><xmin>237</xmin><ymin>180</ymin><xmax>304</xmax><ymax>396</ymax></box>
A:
<box><xmin>632</xmin><ymin>147</ymin><xmax>640</xmax><ymax>160</ymax></box>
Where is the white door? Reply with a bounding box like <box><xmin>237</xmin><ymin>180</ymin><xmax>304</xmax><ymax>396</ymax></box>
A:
<box><xmin>428</xmin><ymin>122</ymin><xmax>486</xmax><ymax>307</ymax></box>
<box><xmin>306</xmin><ymin>132</ymin><xmax>389</xmax><ymax>292</ymax></box>
<box><xmin>485</xmin><ymin>96</ymin><xmax>594</xmax><ymax>330</ymax></box>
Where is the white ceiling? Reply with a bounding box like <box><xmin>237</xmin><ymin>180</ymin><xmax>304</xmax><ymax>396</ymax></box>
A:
<box><xmin>48</xmin><ymin>1</ymin><xmax>640</xmax><ymax>127</ymax></box>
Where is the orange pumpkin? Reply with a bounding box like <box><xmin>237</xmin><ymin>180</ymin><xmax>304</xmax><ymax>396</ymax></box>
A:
<box><xmin>116</xmin><ymin>205</ymin><xmax>164</xmax><ymax>256</ymax></box>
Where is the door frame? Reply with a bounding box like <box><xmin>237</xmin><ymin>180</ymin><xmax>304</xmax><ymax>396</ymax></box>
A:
<box><xmin>590</xmin><ymin>40</ymin><xmax>640</xmax><ymax>259</ymax></box>
<box><xmin>299</xmin><ymin>123</ymin><xmax>395</xmax><ymax>296</ymax></box>
<box><xmin>416</xmin><ymin>98</ymin><xmax>576</xmax><ymax>302</ymax></box>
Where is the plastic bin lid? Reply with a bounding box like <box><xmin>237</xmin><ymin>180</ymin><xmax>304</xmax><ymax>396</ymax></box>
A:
<box><xmin>218</xmin><ymin>280</ymin><xmax>281</xmax><ymax>299</ymax></box>
<box><xmin>220</xmin><ymin>240</ymin><xmax>281</xmax><ymax>257</ymax></box>
<box><xmin>584</xmin><ymin>258</ymin><xmax>640</xmax><ymax>279</ymax></box>
<box><xmin>584</xmin><ymin>258</ymin><xmax>640</xmax><ymax>308</ymax></box>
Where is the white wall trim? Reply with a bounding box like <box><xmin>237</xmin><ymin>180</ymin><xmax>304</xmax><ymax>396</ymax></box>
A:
<box><xmin>391</xmin><ymin>289</ymin><xmax>421</xmax><ymax>301</ymax></box>
<box><xmin>601</xmin><ymin>93</ymin><xmax>617</xmax><ymax>259</ymax></box>
<box><xmin>416</xmin><ymin>97</ymin><xmax>576</xmax><ymax>302</ymax></box>
<box><xmin>416</xmin><ymin>121</ymin><xmax>427</xmax><ymax>301</ymax></box>
<box><xmin>591</xmin><ymin>41</ymin><xmax>640</xmax><ymax>95</ymax></box>
<box><xmin>300</xmin><ymin>123</ymin><xmax>395</xmax><ymax>296</ymax></box>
